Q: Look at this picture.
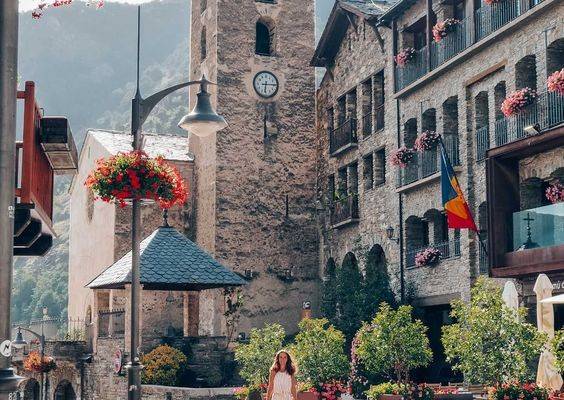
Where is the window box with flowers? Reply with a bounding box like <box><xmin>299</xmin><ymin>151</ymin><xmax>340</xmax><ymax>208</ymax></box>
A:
<box><xmin>394</xmin><ymin>48</ymin><xmax>416</xmax><ymax>68</ymax></box>
<box><xmin>547</xmin><ymin>68</ymin><xmax>564</xmax><ymax>96</ymax></box>
<box><xmin>500</xmin><ymin>88</ymin><xmax>537</xmax><ymax>117</ymax></box>
<box><xmin>24</xmin><ymin>351</ymin><xmax>57</xmax><ymax>373</ymax></box>
<box><xmin>415</xmin><ymin>247</ymin><xmax>441</xmax><ymax>267</ymax></box>
<box><xmin>546</xmin><ymin>182</ymin><xmax>564</xmax><ymax>204</ymax></box>
<box><xmin>414</xmin><ymin>131</ymin><xmax>441</xmax><ymax>152</ymax></box>
<box><xmin>390</xmin><ymin>147</ymin><xmax>415</xmax><ymax>168</ymax></box>
<box><xmin>432</xmin><ymin>19</ymin><xmax>461</xmax><ymax>43</ymax></box>
<box><xmin>85</xmin><ymin>150</ymin><xmax>187</xmax><ymax>208</ymax></box>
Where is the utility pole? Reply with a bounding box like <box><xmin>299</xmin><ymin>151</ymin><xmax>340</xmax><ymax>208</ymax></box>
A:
<box><xmin>0</xmin><ymin>0</ymin><xmax>24</xmax><ymax>397</ymax></box>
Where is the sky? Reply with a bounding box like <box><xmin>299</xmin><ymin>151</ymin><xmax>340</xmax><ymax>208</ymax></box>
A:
<box><xmin>19</xmin><ymin>0</ymin><xmax>154</xmax><ymax>12</ymax></box>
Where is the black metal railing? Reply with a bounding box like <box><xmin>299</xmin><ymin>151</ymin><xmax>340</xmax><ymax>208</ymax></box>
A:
<box><xmin>330</xmin><ymin>195</ymin><xmax>359</xmax><ymax>226</ymax></box>
<box><xmin>329</xmin><ymin>119</ymin><xmax>357</xmax><ymax>155</ymax></box>
<box><xmin>476</xmin><ymin>126</ymin><xmax>490</xmax><ymax>161</ymax></box>
<box><xmin>12</xmin><ymin>317</ymin><xmax>88</xmax><ymax>342</ymax></box>
<box><xmin>395</xmin><ymin>0</ymin><xmax>546</xmax><ymax>91</ymax></box>
<box><xmin>494</xmin><ymin>90</ymin><xmax>564</xmax><ymax>147</ymax></box>
<box><xmin>479</xmin><ymin>235</ymin><xmax>489</xmax><ymax>274</ymax></box>
<box><xmin>362</xmin><ymin>112</ymin><xmax>372</xmax><ymax>137</ymax></box>
<box><xmin>98</xmin><ymin>309</ymin><xmax>125</xmax><ymax>338</ymax></box>
<box><xmin>406</xmin><ymin>237</ymin><xmax>461</xmax><ymax>268</ymax></box>
<box><xmin>374</xmin><ymin>104</ymin><xmax>385</xmax><ymax>132</ymax></box>
<box><xmin>398</xmin><ymin>135</ymin><xmax>459</xmax><ymax>186</ymax></box>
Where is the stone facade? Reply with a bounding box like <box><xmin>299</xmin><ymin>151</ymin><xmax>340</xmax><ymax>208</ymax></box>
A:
<box><xmin>189</xmin><ymin>0</ymin><xmax>319</xmax><ymax>336</ymax></box>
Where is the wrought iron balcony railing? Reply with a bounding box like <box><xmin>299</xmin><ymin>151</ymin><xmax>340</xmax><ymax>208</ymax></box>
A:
<box><xmin>329</xmin><ymin>118</ymin><xmax>357</xmax><ymax>155</ymax></box>
<box><xmin>395</xmin><ymin>0</ymin><xmax>546</xmax><ymax>91</ymax></box>
<box><xmin>398</xmin><ymin>134</ymin><xmax>460</xmax><ymax>187</ymax></box>
<box><xmin>330</xmin><ymin>195</ymin><xmax>359</xmax><ymax>227</ymax></box>
<box><xmin>406</xmin><ymin>237</ymin><xmax>461</xmax><ymax>268</ymax></box>
<box><xmin>476</xmin><ymin>126</ymin><xmax>490</xmax><ymax>161</ymax></box>
<box><xmin>479</xmin><ymin>234</ymin><xmax>489</xmax><ymax>274</ymax></box>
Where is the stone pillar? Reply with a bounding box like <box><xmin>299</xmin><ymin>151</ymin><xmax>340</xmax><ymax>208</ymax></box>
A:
<box><xmin>183</xmin><ymin>291</ymin><xmax>200</xmax><ymax>337</ymax></box>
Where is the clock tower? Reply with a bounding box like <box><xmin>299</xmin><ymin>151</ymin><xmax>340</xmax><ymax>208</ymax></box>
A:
<box><xmin>188</xmin><ymin>0</ymin><xmax>318</xmax><ymax>335</ymax></box>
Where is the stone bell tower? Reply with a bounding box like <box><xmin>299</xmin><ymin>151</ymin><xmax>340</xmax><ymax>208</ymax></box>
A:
<box><xmin>188</xmin><ymin>0</ymin><xmax>318</xmax><ymax>336</ymax></box>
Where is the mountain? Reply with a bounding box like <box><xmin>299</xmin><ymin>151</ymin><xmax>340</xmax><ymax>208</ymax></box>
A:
<box><xmin>12</xmin><ymin>0</ymin><xmax>335</xmax><ymax>322</ymax></box>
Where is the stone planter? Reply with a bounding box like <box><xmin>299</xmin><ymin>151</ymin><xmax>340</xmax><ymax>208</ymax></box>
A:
<box><xmin>297</xmin><ymin>392</ymin><xmax>320</xmax><ymax>400</ymax></box>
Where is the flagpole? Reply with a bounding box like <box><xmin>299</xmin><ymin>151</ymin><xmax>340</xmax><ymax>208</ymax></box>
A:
<box><xmin>438</xmin><ymin>136</ymin><xmax>488</xmax><ymax>257</ymax></box>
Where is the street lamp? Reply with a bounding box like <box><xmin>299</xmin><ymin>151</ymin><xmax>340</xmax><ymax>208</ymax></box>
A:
<box><xmin>12</xmin><ymin>326</ymin><xmax>46</xmax><ymax>400</ymax></box>
<box><xmin>126</xmin><ymin>7</ymin><xmax>228</xmax><ymax>400</ymax></box>
<box><xmin>386</xmin><ymin>226</ymin><xmax>400</xmax><ymax>244</ymax></box>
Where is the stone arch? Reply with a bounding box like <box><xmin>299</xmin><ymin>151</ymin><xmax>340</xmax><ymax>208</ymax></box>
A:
<box><xmin>422</xmin><ymin>108</ymin><xmax>437</xmax><ymax>132</ymax></box>
<box><xmin>405</xmin><ymin>215</ymin><xmax>429</xmax><ymax>266</ymax></box>
<box><xmin>200</xmin><ymin>26</ymin><xmax>207</xmax><ymax>60</ymax></box>
<box><xmin>423</xmin><ymin>208</ymin><xmax>448</xmax><ymax>244</ymax></box>
<box><xmin>255</xmin><ymin>17</ymin><xmax>275</xmax><ymax>56</ymax></box>
<box><xmin>520</xmin><ymin>176</ymin><xmax>550</xmax><ymax>210</ymax></box>
<box><xmin>23</xmin><ymin>378</ymin><xmax>40</xmax><ymax>400</ymax></box>
<box><xmin>54</xmin><ymin>380</ymin><xmax>76</xmax><ymax>400</ymax></box>
<box><xmin>404</xmin><ymin>118</ymin><xmax>417</xmax><ymax>147</ymax></box>
<box><xmin>515</xmin><ymin>54</ymin><xmax>537</xmax><ymax>91</ymax></box>
<box><xmin>547</xmin><ymin>38</ymin><xmax>564</xmax><ymax>75</ymax></box>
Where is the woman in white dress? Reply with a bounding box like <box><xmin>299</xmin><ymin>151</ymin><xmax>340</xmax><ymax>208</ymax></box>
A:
<box><xmin>266</xmin><ymin>350</ymin><xmax>298</xmax><ymax>400</ymax></box>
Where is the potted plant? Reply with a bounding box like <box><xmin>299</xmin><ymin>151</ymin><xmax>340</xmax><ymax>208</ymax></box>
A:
<box><xmin>489</xmin><ymin>382</ymin><xmax>549</xmax><ymax>400</ymax></box>
<box><xmin>390</xmin><ymin>147</ymin><xmax>415</xmax><ymax>168</ymax></box>
<box><xmin>432</xmin><ymin>19</ymin><xmax>461</xmax><ymax>43</ymax></box>
<box><xmin>85</xmin><ymin>150</ymin><xmax>187</xmax><ymax>208</ymax></box>
<box><xmin>24</xmin><ymin>351</ymin><xmax>57</xmax><ymax>373</ymax></box>
<box><xmin>394</xmin><ymin>48</ymin><xmax>416</xmax><ymax>68</ymax></box>
<box><xmin>140</xmin><ymin>344</ymin><xmax>187</xmax><ymax>386</ymax></box>
<box><xmin>414</xmin><ymin>131</ymin><xmax>441</xmax><ymax>152</ymax></box>
<box><xmin>546</xmin><ymin>182</ymin><xmax>564</xmax><ymax>204</ymax></box>
<box><xmin>547</xmin><ymin>69</ymin><xmax>564</xmax><ymax>96</ymax></box>
<box><xmin>415</xmin><ymin>247</ymin><xmax>441</xmax><ymax>267</ymax></box>
<box><xmin>501</xmin><ymin>88</ymin><xmax>537</xmax><ymax>117</ymax></box>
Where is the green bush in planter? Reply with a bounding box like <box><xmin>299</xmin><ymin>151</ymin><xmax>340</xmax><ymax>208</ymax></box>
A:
<box><xmin>235</xmin><ymin>323</ymin><xmax>285</xmax><ymax>386</ymax></box>
<box><xmin>291</xmin><ymin>318</ymin><xmax>350</xmax><ymax>386</ymax></box>
<box><xmin>141</xmin><ymin>344</ymin><xmax>188</xmax><ymax>386</ymax></box>
<box><xmin>551</xmin><ymin>329</ymin><xmax>564</xmax><ymax>374</ymax></box>
<box><xmin>355</xmin><ymin>303</ymin><xmax>432</xmax><ymax>383</ymax></box>
<box><xmin>442</xmin><ymin>276</ymin><xmax>546</xmax><ymax>385</ymax></box>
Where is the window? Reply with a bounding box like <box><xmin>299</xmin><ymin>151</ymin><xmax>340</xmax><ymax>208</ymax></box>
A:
<box><xmin>363</xmin><ymin>153</ymin><xmax>374</xmax><ymax>190</ymax></box>
<box><xmin>515</xmin><ymin>55</ymin><xmax>537</xmax><ymax>91</ymax></box>
<box><xmin>256</xmin><ymin>18</ymin><xmax>275</xmax><ymax>56</ymax></box>
<box><xmin>200</xmin><ymin>26</ymin><xmax>207</xmax><ymax>60</ymax></box>
<box><xmin>328</xmin><ymin>175</ymin><xmax>335</xmax><ymax>204</ymax></box>
<box><xmin>349</xmin><ymin>162</ymin><xmax>358</xmax><ymax>195</ymax></box>
<box><xmin>374</xmin><ymin>149</ymin><xmax>386</xmax><ymax>185</ymax></box>
<box><xmin>361</xmin><ymin>79</ymin><xmax>372</xmax><ymax>137</ymax></box>
<box><xmin>338</xmin><ymin>168</ymin><xmax>348</xmax><ymax>196</ymax></box>
<box><xmin>327</xmin><ymin>107</ymin><xmax>334</xmax><ymax>134</ymax></box>
<box><xmin>336</xmin><ymin>96</ymin><xmax>346</xmax><ymax>126</ymax></box>
<box><xmin>346</xmin><ymin>88</ymin><xmax>357</xmax><ymax>121</ymax></box>
<box><xmin>374</xmin><ymin>70</ymin><xmax>385</xmax><ymax>131</ymax></box>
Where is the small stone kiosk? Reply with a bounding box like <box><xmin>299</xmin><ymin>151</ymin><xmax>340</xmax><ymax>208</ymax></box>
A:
<box><xmin>86</xmin><ymin>216</ymin><xmax>247</xmax><ymax>387</ymax></box>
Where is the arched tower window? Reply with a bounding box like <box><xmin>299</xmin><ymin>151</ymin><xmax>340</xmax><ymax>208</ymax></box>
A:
<box><xmin>200</xmin><ymin>26</ymin><xmax>207</xmax><ymax>60</ymax></box>
<box><xmin>256</xmin><ymin>18</ymin><xmax>275</xmax><ymax>56</ymax></box>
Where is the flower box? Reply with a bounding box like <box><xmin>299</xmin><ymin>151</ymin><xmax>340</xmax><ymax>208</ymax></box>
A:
<box><xmin>414</xmin><ymin>131</ymin><xmax>441</xmax><ymax>152</ymax></box>
<box><xmin>415</xmin><ymin>247</ymin><xmax>441</xmax><ymax>267</ymax></box>
<box><xmin>390</xmin><ymin>147</ymin><xmax>415</xmax><ymax>168</ymax></box>
<box><xmin>432</xmin><ymin>19</ymin><xmax>461</xmax><ymax>43</ymax></box>
<box><xmin>394</xmin><ymin>48</ymin><xmax>416</xmax><ymax>67</ymax></box>
<box><xmin>548</xmin><ymin>69</ymin><xmax>564</xmax><ymax>96</ymax></box>
<box><xmin>501</xmin><ymin>88</ymin><xmax>537</xmax><ymax>117</ymax></box>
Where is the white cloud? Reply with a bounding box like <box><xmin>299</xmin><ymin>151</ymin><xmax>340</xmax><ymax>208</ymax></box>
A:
<box><xmin>19</xmin><ymin>0</ymin><xmax>155</xmax><ymax>12</ymax></box>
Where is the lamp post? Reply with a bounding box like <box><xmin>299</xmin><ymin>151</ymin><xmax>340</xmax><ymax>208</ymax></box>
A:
<box><xmin>12</xmin><ymin>326</ymin><xmax>46</xmax><ymax>400</ymax></box>
<box><xmin>126</xmin><ymin>7</ymin><xmax>227</xmax><ymax>400</ymax></box>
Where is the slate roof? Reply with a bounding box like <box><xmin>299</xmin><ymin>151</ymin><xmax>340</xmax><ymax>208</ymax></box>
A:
<box><xmin>312</xmin><ymin>0</ymin><xmax>397</xmax><ymax>67</ymax></box>
<box><xmin>89</xmin><ymin>129</ymin><xmax>194</xmax><ymax>162</ymax></box>
<box><xmin>86</xmin><ymin>226</ymin><xmax>247</xmax><ymax>291</ymax></box>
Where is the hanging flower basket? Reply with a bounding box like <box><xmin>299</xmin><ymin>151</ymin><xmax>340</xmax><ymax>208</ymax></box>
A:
<box><xmin>394</xmin><ymin>48</ymin><xmax>416</xmax><ymax>68</ymax></box>
<box><xmin>546</xmin><ymin>182</ymin><xmax>564</xmax><ymax>204</ymax></box>
<box><xmin>501</xmin><ymin>87</ymin><xmax>537</xmax><ymax>117</ymax></box>
<box><xmin>432</xmin><ymin>19</ymin><xmax>461</xmax><ymax>43</ymax></box>
<box><xmin>414</xmin><ymin>131</ymin><xmax>441</xmax><ymax>152</ymax></box>
<box><xmin>24</xmin><ymin>351</ymin><xmax>57</xmax><ymax>373</ymax></box>
<box><xmin>85</xmin><ymin>150</ymin><xmax>187</xmax><ymax>208</ymax></box>
<box><xmin>390</xmin><ymin>147</ymin><xmax>415</xmax><ymax>167</ymax></box>
<box><xmin>484</xmin><ymin>0</ymin><xmax>504</xmax><ymax>4</ymax></box>
<box><xmin>547</xmin><ymin>69</ymin><xmax>564</xmax><ymax>96</ymax></box>
<box><xmin>415</xmin><ymin>247</ymin><xmax>441</xmax><ymax>267</ymax></box>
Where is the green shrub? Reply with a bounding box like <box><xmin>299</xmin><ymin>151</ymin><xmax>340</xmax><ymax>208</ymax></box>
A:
<box><xmin>355</xmin><ymin>303</ymin><xmax>432</xmax><ymax>383</ymax></box>
<box><xmin>551</xmin><ymin>329</ymin><xmax>564</xmax><ymax>373</ymax></box>
<box><xmin>442</xmin><ymin>277</ymin><xmax>546</xmax><ymax>385</ymax></box>
<box><xmin>365</xmin><ymin>383</ymin><xmax>433</xmax><ymax>400</ymax></box>
<box><xmin>234</xmin><ymin>323</ymin><xmax>285</xmax><ymax>386</ymax></box>
<box><xmin>141</xmin><ymin>344</ymin><xmax>187</xmax><ymax>386</ymax></box>
<box><xmin>291</xmin><ymin>318</ymin><xmax>350</xmax><ymax>385</ymax></box>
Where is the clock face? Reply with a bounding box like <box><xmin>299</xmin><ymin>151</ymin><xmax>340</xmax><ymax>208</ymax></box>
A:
<box><xmin>253</xmin><ymin>71</ymin><xmax>279</xmax><ymax>98</ymax></box>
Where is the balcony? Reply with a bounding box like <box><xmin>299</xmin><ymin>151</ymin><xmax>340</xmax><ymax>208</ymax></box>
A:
<box><xmin>394</xmin><ymin>0</ymin><xmax>548</xmax><ymax>92</ymax></box>
<box><xmin>330</xmin><ymin>195</ymin><xmax>359</xmax><ymax>228</ymax></box>
<box><xmin>397</xmin><ymin>134</ymin><xmax>459</xmax><ymax>187</ymax></box>
<box><xmin>476</xmin><ymin>126</ymin><xmax>490</xmax><ymax>161</ymax></box>
<box><xmin>406</xmin><ymin>237</ymin><xmax>461</xmax><ymax>268</ymax></box>
<box><xmin>330</xmin><ymin>119</ymin><xmax>357</xmax><ymax>155</ymax></box>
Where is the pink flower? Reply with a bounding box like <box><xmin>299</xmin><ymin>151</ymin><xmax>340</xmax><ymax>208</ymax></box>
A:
<box><xmin>432</xmin><ymin>19</ymin><xmax>460</xmax><ymax>43</ymax></box>
<box><xmin>501</xmin><ymin>88</ymin><xmax>537</xmax><ymax>117</ymax></box>
<box><xmin>394</xmin><ymin>48</ymin><xmax>416</xmax><ymax>67</ymax></box>
<box><xmin>547</xmin><ymin>69</ymin><xmax>564</xmax><ymax>96</ymax></box>
<box><xmin>414</xmin><ymin>131</ymin><xmax>441</xmax><ymax>152</ymax></box>
<box><xmin>546</xmin><ymin>182</ymin><xmax>564</xmax><ymax>204</ymax></box>
<box><xmin>415</xmin><ymin>247</ymin><xmax>441</xmax><ymax>267</ymax></box>
<box><xmin>390</xmin><ymin>146</ymin><xmax>415</xmax><ymax>167</ymax></box>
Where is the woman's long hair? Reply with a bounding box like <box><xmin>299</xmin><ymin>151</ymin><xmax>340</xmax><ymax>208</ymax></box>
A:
<box><xmin>270</xmin><ymin>350</ymin><xmax>296</xmax><ymax>376</ymax></box>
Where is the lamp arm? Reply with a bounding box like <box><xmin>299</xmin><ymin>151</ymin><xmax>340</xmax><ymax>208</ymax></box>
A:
<box><xmin>16</xmin><ymin>326</ymin><xmax>45</xmax><ymax>344</ymax></box>
<box><xmin>139</xmin><ymin>79</ymin><xmax>213</xmax><ymax>127</ymax></box>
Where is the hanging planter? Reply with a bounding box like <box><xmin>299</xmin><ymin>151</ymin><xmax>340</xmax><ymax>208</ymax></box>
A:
<box><xmin>85</xmin><ymin>150</ymin><xmax>187</xmax><ymax>208</ymax></box>
<box><xmin>414</xmin><ymin>131</ymin><xmax>441</xmax><ymax>152</ymax></box>
<box><xmin>24</xmin><ymin>351</ymin><xmax>57</xmax><ymax>373</ymax></box>
<box><xmin>547</xmin><ymin>68</ymin><xmax>564</xmax><ymax>96</ymax></box>
<box><xmin>394</xmin><ymin>48</ymin><xmax>416</xmax><ymax>68</ymax></box>
<box><xmin>415</xmin><ymin>247</ymin><xmax>441</xmax><ymax>267</ymax></box>
<box><xmin>432</xmin><ymin>19</ymin><xmax>461</xmax><ymax>43</ymax></box>
<box><xmin>500</xmin><ymin>87</ymin><xmax>537</xmax><ymax>117</ymax></box>
<box><xmin>546</xmin><ymin>182</ymin><xmax>564</xmax><ymax>204</ymax></box>
<box><xmin>390</xmin><ymin>147</ymin><xmax>415</xmax><ymax>168</ymax></box>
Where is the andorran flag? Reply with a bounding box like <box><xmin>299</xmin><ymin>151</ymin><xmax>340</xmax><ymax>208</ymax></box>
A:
<box><xmin>440</xmin><ymin>142</ymin><xmax>478</xmax><ymax>231</ymax></box>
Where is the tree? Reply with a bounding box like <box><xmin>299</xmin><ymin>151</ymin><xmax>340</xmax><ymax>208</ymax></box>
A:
<box><xmin>355</xmin><ymin>303</ymin><xmax>432</xmax><ymax>383</ymax></box>
<box><xmin>442</xmin><ymin>276</ymin><xmax>546</xmax><ymax>385</ymax></box>
<box><xmin>363</xmin><ymin>246</ymin><xmax>396</xmax><ymax>320</ymax></box>
<box><xmin>291</xmin><ymin>318</ymin><xmax>350</xmax><ymax>385</ymax></box>
<box><xmin>234</xmin><ymin>323</ymin><xmax>285</xmax><ymax>387</ymax></box>
<box><xmin>320</xmin><ymin>260</ymin><xmax>338</xmax><ymax>324</ymax></box>
<box><xmin>335</xmin><ymin>253</ymin><xmax>364</xmax><ymax>341</ymax></box>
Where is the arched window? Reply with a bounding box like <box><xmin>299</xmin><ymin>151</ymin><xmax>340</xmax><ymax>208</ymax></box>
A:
<box><xmin>256</xmin><ymin>18</ymin><xmax>275</xmax><ymax>56</ymax></box>
<box><xmin>442</xmin><ymin>96</ymin><xmax>459</xmax><ymax>164</ymax></box>
<box><xmin>494</xmin><ymin>82</ymin><xmax>507</xmax><ymax>146</ymax></box>
<box><xmin>405</xmin><ymin>215</ymin><xmax>429</xmax><ymax>267</ymax></box>
<box><xmin>200</xmin><ymin>26</ymin><xmax>207</xmax><ymax>60</ymax></box>
<box><xmin>515</xmin><ymin>54</ymin><xmax>537</xmax><ymax>91</ymax></box>
<box><xmin>475</xmin><ymin>91</ymin><xmax>489</xmax><ymax>160</ymax></box>
<box><xmin>547</xmin><ymin>38</ymin><xmax>564</xmax><ymax>75</ymax></box>
<box><xmin>54</xmin><ymin>380</ymin><xmax>76</xmax><ymax>400</ymax></box>
<box><xmin>23</xmin><ymin>379</ymin><xmax>40</xmax><ymax>400</ymax></box>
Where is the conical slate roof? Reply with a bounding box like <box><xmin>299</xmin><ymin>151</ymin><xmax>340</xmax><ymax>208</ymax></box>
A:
<box><xmin>87</xmin><ymin>226</ymin><xmax>246</xmax><ymax>291</ymax></box>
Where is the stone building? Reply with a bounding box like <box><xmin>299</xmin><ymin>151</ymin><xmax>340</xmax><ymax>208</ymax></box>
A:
<box><xmin>313</xmin><ymin>0</ymin><xmax>563</xmax><ymax>383</ymax></box>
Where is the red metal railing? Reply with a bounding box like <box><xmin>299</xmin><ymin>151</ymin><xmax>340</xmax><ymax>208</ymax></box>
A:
<box><xmin>16</xmin><ymin>81</ymin><xmax>54</xmax><ymax>229</ymax></box>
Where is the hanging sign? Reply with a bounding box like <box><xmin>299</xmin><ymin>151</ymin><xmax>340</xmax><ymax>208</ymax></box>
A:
<box><xmin>113</xmin><ymin>349</ymin><xmax>123</xmax><ymax>374</ymax></box>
